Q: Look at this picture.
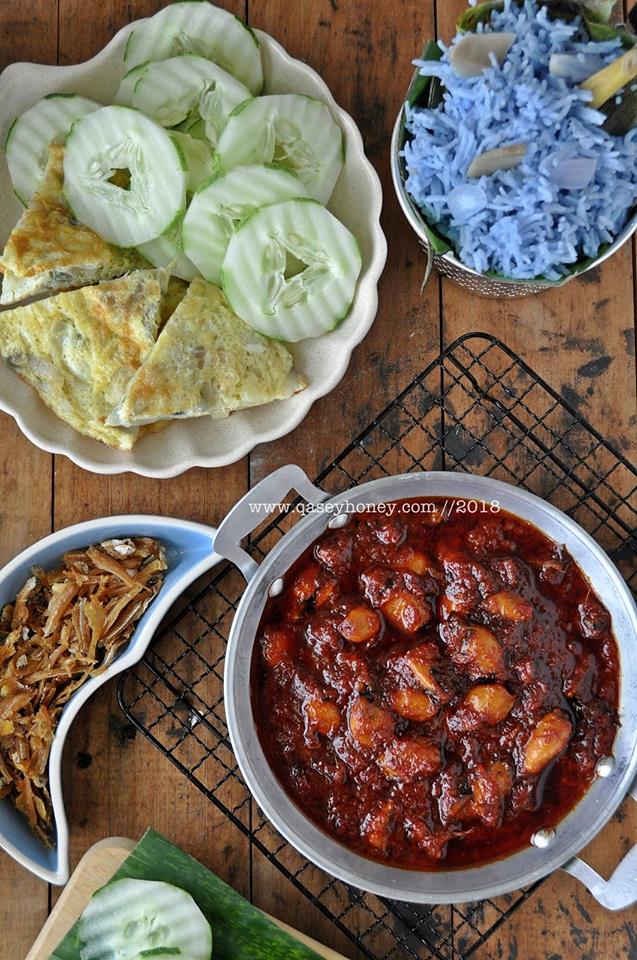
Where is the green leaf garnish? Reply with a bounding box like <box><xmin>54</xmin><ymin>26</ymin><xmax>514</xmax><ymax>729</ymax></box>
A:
<box><xmin>585</xmin><ymin>19</ymin><xmax>636</xmax><ymax>46</ymax></box>
<box><xmin>457</xmin><ymin>1</ymin><xmax>505</xmax><ymax>32</ymax></box>
<box><xmin>407</xmin><ymin>40</ymin><xmax>443</xmax><ymax>108</ymax></box>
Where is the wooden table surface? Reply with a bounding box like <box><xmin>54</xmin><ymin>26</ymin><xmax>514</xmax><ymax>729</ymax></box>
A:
<box><xmin>0</xmin><ymin>1</ymin><xmax>636</xmax><ymax>958</ymax></box>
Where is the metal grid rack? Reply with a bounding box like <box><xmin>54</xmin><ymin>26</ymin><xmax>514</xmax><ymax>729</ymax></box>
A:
<box><xmin>118</xmin><ymin>333</ymin><xmax>637</xmax><ymax>960</ymax></box>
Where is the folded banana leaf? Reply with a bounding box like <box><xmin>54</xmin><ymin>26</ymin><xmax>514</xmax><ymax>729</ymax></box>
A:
<box><xmin>457</xmin><ymin>1</ymin><xmax>506</xmax><ymax>32</ymax></box>
<box><xmin>399</xmin><ymin>41</ymin><xmax>453</xmax><ymax>256</ymax></box>
<box><xmin>458</xmin><ymin>0</ymin><xmax>634</xmax><ymax>45</ymax></box>
<box><xmin>48</xmin><ymin>829</ymin><xmax>324</xmax><ymax>960</ymax></box>
<box><xmin>602</xmin><ymin>87</ymin><xmax>637</xmax><ymax>134</ymax></box>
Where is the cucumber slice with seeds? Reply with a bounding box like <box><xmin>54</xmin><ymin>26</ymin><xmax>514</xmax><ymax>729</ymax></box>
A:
<box><xmin>124</xmin><ymin>1</ymin><xmax>263</xmax><ymax>95</ymax></box>
<box><xmin>174</xmin><ymin>116</ymin><xmax>208</xmax><ymax>141</ymax></box>
<box><xmin>221</xmin><ymin>198</ymin><xmax>362</xmax><ymax>342</ymax></box>
<box><xmin>170</xmin><ymin>131</ymin><xmax>215</xmax><ymax>194</ymax></box>
<box><xmin>64</xmin><ymin>106</ymin><xmax>187</xmax><ymax>247</ymax></box>
<box><xmin>132</xmin><ymin>55</ymin><xmax>251</xmax><ymax>147</ymax></box>
<box><xmin>78</xmin><ymin>877</ymin><xmax>212</xmax><ymax>960</ymax></box>
<box><xmin>182</xmin><ymin>164</ymin><xmax>309</xmax><ymax>285</ymax></box>
<box><xmin>5</xmin><ymin>93</ymin><xmax>100</xmax><ymax>205</ymax></box>
<box><xmin>138</xmin><ymin>218</ymin><xmax>200</xmax><ymax>282</ymax></box>
<box><xmin>216</xmin><ymin>95</ymin><xmax>344</xmax><ymax>205</ymax></box>
<box><xmin>114</xmin><ymin>62</ymin><xmax>149</xmax><ymax>106</ymax></box>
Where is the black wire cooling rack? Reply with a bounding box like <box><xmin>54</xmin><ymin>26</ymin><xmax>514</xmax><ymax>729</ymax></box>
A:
<box><xmin>118</xmin><ymin>332</ymin><xmax>637</xmax><ymax>960</ymax></box>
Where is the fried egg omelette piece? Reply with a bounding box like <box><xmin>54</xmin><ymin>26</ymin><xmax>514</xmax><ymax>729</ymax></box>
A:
<box><xmin>0</xmin><ymin>144</ymin><xmax>146</xmax><ymax>305</ymax></box>
<box><xmin>0</xmin><ymin>269</ymin><xmax>168</xmax><ymax>449</ymax></box>
<box><xmin>110</xmin><ymin>277</ymin><xmax>305</xmax><ymax>427</ymax></box>
<box><xmin>160</xmin><ymin>276</ymin><xmax>189</xmax><ymax>328</ymax></box>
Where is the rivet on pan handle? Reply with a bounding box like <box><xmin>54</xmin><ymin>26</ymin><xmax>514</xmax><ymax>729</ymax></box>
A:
<box><xmin>560</xmin><ymin>776</ymin><xmax>637</xmax><ymax>910</ymax></box>
<box><xmin>213</xmin><ymin>464</ymin><xmax>328</xmax><ymax>583</ymax></box>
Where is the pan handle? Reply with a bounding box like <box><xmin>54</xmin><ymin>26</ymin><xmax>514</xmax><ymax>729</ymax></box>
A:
<box><xmin>560</xmin><ymin>777</ymin><xmax>637</xmax><ymax>910</ymax></box>
<box><xmin>213</xmin><ymin>464</ymin><xmax>328</xmax><ymax>582</ymax></box>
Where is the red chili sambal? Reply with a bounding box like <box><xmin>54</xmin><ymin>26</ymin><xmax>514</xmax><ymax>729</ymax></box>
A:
<box><xmin>251</xmin><ymin>498</ymin><xmax>620</xmax><ymax>870</ymax></box>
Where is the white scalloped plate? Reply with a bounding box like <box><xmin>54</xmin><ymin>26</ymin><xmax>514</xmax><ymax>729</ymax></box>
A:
<box><xmin>0</xmin><ymin>20</ymin><xmax>386</xmax><ymax>478</ymax></box>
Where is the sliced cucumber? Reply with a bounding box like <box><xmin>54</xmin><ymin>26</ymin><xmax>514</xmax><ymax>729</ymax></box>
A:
<box><xmin>113</xmin><ymin>62</ymin><xmax>149</xmax><ymax>106</ymax></box>
<box><xmin>124</xmin><ymin>2</ymin><xmax>263</xmax><ymax>95</ymax></box>
<box><xmin>170</xmin><ymin>131</ymin><xmax>215</xmax><ymax>194</ymax></box>
<box><xmin>174</xmin><ymin>116</ymin><xmax>208</xmax><ymax>141</ymax></box>
<box><xmin>78</xmin><ymin>877</ymin><xmax>212</xmax><ymax>960</ymax></box>
<box><xmin>131</xmin><ymin>55</ymin><xmax>251</xmax><ymax>147</ymax></box>
<box><xmin>182</xmin><ymin>164</ymin><xmax>309</xmax><ymax>285</ymax></box>
<box><xmin>216</xmin><ymin>95</ymin><xmax>344</xmax><ymax>205</ymax></box>
<box><xmin>221</xmin><ymin>198</ymin><xmax>362</xmax><ymax>341</ymax></box>
<box><xmin>138</xmin><ymin>218</ymin><xmax>200</xmax><ymax>283</ymax></box>
<box><xmin>63</xmin><ymin>106</ymin><xmax>187</xmax><ymax>247</ymax></box>
<box><xmin>5</xmin><ymin>93</ymin><xmax>100</xmax><ymax>205</ymax></box>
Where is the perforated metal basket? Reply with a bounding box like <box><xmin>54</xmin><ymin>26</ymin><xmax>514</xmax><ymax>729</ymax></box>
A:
<box><xmin>390</xmin><ymin>109</ymin><xmax>637</xmax><ymax>299</ymax></box>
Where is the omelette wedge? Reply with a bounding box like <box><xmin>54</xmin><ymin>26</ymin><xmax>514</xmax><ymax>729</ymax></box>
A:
<box><xmin>111</xmin><ymin>277</ymin><xmax>305</xmax><ymax>427</ymax></box>
<box><xmin>0</xmin><ymin>145</ymin><xmax>146</xmax><ymax>305</ymax></box>
<box><xmin>160</xmin><ymin>277</ymin><xmax>189</xmax><ymax>328</ymax></box>
<box><xmin>0</xmin><ymin>269</ymin><xmax>168</xmax><ymax>449</ymax></box>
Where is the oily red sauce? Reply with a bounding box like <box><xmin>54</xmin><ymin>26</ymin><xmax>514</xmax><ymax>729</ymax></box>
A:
<box><xmin>251</xmin><ymin>498</ymin><xmax>620</xmax><ymax>870</ymax></box>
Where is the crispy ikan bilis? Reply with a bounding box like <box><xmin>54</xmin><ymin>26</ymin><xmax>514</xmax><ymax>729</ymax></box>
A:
<box><xmin>0</xmin><ymin>538</ymin><xmax>166</xmax><ymax>842</ymax></box>
<box><xmin>252</xmin><ymin>498</ymin><xmax>619</xmax><ymax>869</ymax></box>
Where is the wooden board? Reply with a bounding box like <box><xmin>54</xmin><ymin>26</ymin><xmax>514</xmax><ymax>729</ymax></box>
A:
<box><xmin>25</xmin><ymin>837</ymin><xmax>351</xmax><ymax>960</ymax></box>
<box><xmin>0</xmin><ymin>1</ymin><xmax>636</xmax><ymax>959</ymax></box>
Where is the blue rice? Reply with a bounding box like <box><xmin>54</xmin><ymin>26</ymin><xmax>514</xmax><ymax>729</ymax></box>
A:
<box><xmin>402</xmin><ymin>0</ymin><xmax>637</xmax><ymax>281</ymax></box>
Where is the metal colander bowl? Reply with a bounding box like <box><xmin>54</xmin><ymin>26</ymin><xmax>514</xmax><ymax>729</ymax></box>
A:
<box><xmin>390</xmin><ymin>109</ymin><xmax>637</xmax><ymax>299</ymax></box>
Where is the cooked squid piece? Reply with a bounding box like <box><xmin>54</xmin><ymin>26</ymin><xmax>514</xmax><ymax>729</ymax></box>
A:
<box><xmin>390</xmin><ymin>688</ymin><xmax>440</xmax><ymax>722</ymax></box>
<box><xmin>522</xmin><ymin>709</ymin><xmax>573</xmax><ymax>775</ymax></box>
<box><xmin>253</xmin><ymin>497</ymin><xmax>620</xmax><ymax>870</ymax></box>
<box><xmin>303</xmin><ymin>697</ymin><xmax>340</xmax><ymax>738</ymax></box>
<box><xmin>482</xmin><ymin>590</ymin><xmax>533</xmax><ymax>622</ymax></box>
<box><xmin>383</xmin><ymin>590</ymin><xmax>433</xmax><ymax>633</ymax></box>
<box><xmin>440</xmin><ymin>618</ymin><xmax>506</xmax><ymax>679</ymax></box>
<box><xmin>348</xmin><ymin>696</ymin><xmax>395</xmax><ymax>750</ymax></box>
<box><xmin>0</xmin><ymin>537</ymin><xmax>166</xmax><ymax>842</ymax></box>
<box><xmin>450</xmin><ymin>683</ymin><xmax>516</xmax><ymax>733</ymax></box>
<box><xmin>337</xmin><ymin>604</ymin><xmax>382</xmax><ymax>644</ymax></box>
<box><xmin>379</xmin><ymin>738</ymin><xmax>442</xmax><ymax>781</ymax></box>
<box><xmin>362</xmin><ymin>800</ymin><xmax>396</xmax><ymax>852</ymax></box>
<box><xmin>403</xmin><ymin>645</ymin><xmax>452</xmax><ymax>702</ymax></box>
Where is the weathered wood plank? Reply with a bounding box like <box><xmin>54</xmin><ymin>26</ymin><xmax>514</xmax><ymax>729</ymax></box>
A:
<box><xmin>0</xmin><ymin>0</ymin><xmax>57</xmax><ymax>65</ymax></box>
<box><xmin>433</xmin><ymin>2</ymin><xmax>637</xmax><ymax>957</ymax></box>
<box><xmin>247</xmin><ymin>0</ymin><xmax>442</xmax><ymax>489</ymax></box>
<box><xmin>0</xmin><ymin>425</ymin><xmax>52</xmax><ymax>960</ymax></box>
<box><xmin>0</xmin><ymin>5</ymin><xmax>58</xmax><ymax>958</ymax></box>
<box><xmin>48</xmin><ymin>0</ymin><xmax>252</xmax><ymax>922</ymax></box>
<box><xmin>1</xmin><ymin>1</ymin><xmax>636</xmax><ymax>959</ymax></box>
<box><xmin>47</xmin><ymin>411</ymin><xmax>253</xmax><ymax>891</ymax></box>
<box><xmin>246</xmin><ymin>0</ymin><xmax>440</xmax><ymax>954</ymax></box>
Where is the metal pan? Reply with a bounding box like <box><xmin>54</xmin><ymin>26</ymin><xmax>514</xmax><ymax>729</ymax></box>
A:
<box><xmin>218</xmin><ymin>465</ymin><xmax>637</xmax><ymax>907</ymax></box>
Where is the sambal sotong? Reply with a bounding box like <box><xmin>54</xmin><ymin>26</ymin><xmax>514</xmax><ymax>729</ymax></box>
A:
<box><xmin>252</xmin><ymin>499</ymin><xmax>619</xmax><ymax>869</ymax></box>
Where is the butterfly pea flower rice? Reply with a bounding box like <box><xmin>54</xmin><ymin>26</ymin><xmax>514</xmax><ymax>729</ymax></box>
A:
<box><xmin>402</xmin><ymin>0</ymin><xmax>637</xmax><ymax>280</ymax></box>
